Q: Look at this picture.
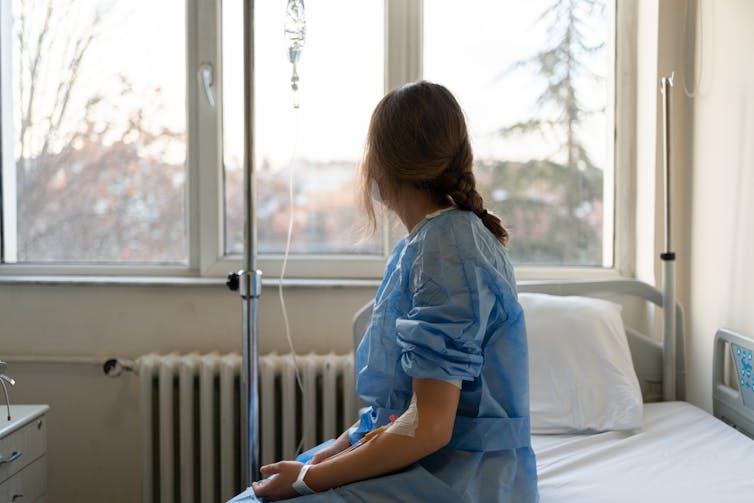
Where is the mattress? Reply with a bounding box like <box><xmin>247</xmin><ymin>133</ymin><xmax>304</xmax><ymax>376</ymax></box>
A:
<box><xmin>533</xmin><ymin>401</ymin><xmax>754</xmax><ymax>502</ymax></box>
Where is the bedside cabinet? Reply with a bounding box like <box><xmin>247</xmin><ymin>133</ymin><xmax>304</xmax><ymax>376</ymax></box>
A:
<box><xmin>0</xmin><ymin>405</ymin><xmax>49</xmax><ymax>503</ymax></box>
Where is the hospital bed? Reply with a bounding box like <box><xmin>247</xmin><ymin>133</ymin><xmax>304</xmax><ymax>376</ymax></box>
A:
<box><xmin>353</xmin><ymin>279</ymin><xmax>754</xmax><ymax>502</ymax></box>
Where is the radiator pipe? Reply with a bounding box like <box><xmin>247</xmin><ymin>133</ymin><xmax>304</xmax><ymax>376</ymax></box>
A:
<box><xmin>660</xmin><ymin>73</ymin><xmax>677</xmax><ymax>402</ymax></box>
<box><xmin>103</xmin><ymin>358</ymin><xmax>135</xmax><ymax>377</ymax></box>
<box><xmin>2</xmin><ymin>355</ymin><xmax>136</xmax><ymax>377</ymax></box>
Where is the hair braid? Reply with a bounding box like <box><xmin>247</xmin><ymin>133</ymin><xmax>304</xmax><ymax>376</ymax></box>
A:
<box><xmin>446</xmin><ymin>170</ymin><xmax>509</xmax><ymax>246</ymax></box>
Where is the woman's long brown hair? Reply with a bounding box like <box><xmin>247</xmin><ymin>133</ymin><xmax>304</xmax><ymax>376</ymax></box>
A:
<box><xmin>360</xmin><ymin>81</ymin><xmax>508</xmax><ymax>245</ymax></box>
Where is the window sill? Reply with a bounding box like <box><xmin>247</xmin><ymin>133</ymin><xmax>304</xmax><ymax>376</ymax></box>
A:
<box><xmin>0</xmin><ymin>266</ymin><xmax>625</xmax><ymax>288</ymax></box>
<box><xmin>0</xmin><ymin>274</ymin><xmax>382</xmax><ymax>289</ymax></box>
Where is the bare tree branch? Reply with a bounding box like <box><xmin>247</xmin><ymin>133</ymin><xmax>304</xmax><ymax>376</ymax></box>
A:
<box><xmin>40</xmin><ymin>10</ymin><xmax>101</xmax><ymax>157</ymax></box>
<box><xmin>20</xmin><ymin>0</ymin><xmax>54</xmax><ymax>159</ymax></box>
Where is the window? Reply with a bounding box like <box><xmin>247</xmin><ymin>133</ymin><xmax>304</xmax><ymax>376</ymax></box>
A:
<box><xmin>223</xmin><ymin>0</ymin><xmax>385</xmax><ymax>257</ymax></box>
<box><xmin>0</xmin><ymin>0</ymin><xmax>618</xmax><ymax>277</ymax></box>
<box><xmin>1</xmin><ymin>0</ymin><xmax>187</xmax><ymax>265</ymax></box>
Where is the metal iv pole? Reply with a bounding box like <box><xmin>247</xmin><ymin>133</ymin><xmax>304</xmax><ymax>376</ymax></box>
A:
<box><xmin>660</xmin><ymin>73</ymin><xmax>677</xmax><ymax>402</ymax></box>
<box><xmin>227</xmin><ymin>0</ymin><xmax>305</xmax><ymax>487</ymax></box>
<box><xmin>227</xmin><ymin>0</ymin><xmax>261</xmax><ymax>487</ymax></box>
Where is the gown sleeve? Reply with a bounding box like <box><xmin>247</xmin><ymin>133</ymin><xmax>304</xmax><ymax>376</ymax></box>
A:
<box><xmin>396</xmin><ymin>236</ymin><xmax>494</xmax><ymax>383</ymax></box>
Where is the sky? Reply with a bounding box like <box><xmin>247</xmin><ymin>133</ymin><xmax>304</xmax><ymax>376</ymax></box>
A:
<box><xmin>423</xmin><ymin>0</ymin><xmax>610</xmax><ymax>165</ymax></box>
<box><xmin>224</xmin><ymin>0</ymin><xmax>611</xmax><ymax>171</ymax></box>
<box><xmin>10</xmin><ymin>0</ymin><xmax>186</xmax><ymax>162</ymax></box>
<box><xmin>11</xmin><ymin>0</ymin><xmax>611</xmax><ymax>172</ymax></box>
<box><xmin>224</xmin><ymin>0</ymin><xmax>384</xmax><ymax>171</ymax></box>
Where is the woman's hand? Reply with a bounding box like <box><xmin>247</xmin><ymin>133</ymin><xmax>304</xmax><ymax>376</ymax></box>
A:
<box><xmin>253</xmin><ymin>423</ymin><xmax>355</xmax><ymax>499</ymax></box>
<box><xmin>310</xmin><ymin>431</ymin><xmax>351</xmax><ymax>464</ymax></box>
<box><xmin>251</xmin><ymin>461</ymin><xmax>304</xmax><ymax>501</ymax></box>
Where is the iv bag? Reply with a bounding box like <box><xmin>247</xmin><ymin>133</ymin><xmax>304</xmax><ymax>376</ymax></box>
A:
<box><xmin>285</xmin><ymin>0</ymin><xmax>306</xmax><ymax>65</ymax></box>
<box><xmin>284</xmin><ymin>0</ymin><xmax>305</xmax><ymax>107</ymax></box>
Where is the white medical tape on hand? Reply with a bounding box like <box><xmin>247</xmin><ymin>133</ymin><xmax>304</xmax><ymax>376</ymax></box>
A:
<box><xmin>385</xmin><ymin>380</ymin><xmax>461</xmax><ymax>437</ymax></box>
<box><xmin>386</xmin><ymin>393</ymin><xmax>419</xmax><ymax>437</ymax></box>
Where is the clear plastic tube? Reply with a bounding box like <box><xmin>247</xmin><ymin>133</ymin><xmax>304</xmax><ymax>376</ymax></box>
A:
<box><xmin>280</xmin><ymin>1</ymin><xmax>306</xmax><ymax>455</ymax></box>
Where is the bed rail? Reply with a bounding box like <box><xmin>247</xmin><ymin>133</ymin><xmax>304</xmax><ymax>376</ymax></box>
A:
<box><xmin>713</xmin><ymin>328</ymin><xmax>754</xmax><ymax>439</ymax></box>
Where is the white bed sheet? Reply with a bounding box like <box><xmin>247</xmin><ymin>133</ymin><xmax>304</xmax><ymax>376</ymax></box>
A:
<box><xmin>533</xmin><ymin>401</ymin><xmax>754</xmax><ymax>502</ymax></box>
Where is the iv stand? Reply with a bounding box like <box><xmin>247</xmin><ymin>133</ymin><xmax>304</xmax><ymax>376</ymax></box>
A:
<box><xmin>227</xmin><ymin>0</ymin><xmax>261</xmax><ymax>487</ymax></box>
<box><xmin>660</xmin><ymin>73</ymin><xmax>677</xmax><ymax>402</ymax></box>
<box><xmin>228</xmin><ymin>1</ymin><xmax>303</xmax><ymax>487</ymax></box>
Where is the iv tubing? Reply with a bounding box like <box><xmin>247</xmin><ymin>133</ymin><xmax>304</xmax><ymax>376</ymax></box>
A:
<box><xmin>278</xmin><ymin>110</ymin><xmax>306</xmax><ymax>453</ymax></box>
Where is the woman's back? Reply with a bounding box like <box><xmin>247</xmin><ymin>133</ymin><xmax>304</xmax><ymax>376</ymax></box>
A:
<box><xmin>354</xmin><ymin>207</ymin><xmax>538</xmax><ymax>501</ymax></box>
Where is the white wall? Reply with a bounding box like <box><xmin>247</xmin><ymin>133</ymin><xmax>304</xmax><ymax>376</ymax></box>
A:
<box><xmin>634</xmin><ymin>0</ymin><xmax>660</xmax><ymax>285</ymax></box>
<box><xmin>1</xmin><ymin>282</ymin><xmax>375</xmax><ymax>502</ymax></box>
<box><xmin>686</xmin><ymin>0</ymin><xmax>754</xmax><ymax>410</ymax></box>
<box><xmin>630</xmin><ymin>0</ymin><xmax>696</xmax><ymax>398</ymax></box>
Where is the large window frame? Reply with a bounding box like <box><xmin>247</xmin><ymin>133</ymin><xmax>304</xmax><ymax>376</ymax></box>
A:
<box><xmin>0</xmin><ymin>0</ymin><xmax>631</xmax><ymax>280</ymax></box>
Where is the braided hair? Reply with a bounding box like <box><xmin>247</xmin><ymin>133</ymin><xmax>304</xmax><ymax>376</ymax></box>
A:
<box><xmin>361</xmin><ymin>81</ymin><xmax>509</xmax><ymax>246</ymax></box>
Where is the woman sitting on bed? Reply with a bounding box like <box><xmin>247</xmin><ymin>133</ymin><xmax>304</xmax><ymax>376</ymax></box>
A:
<box><xmin>232</xmin><ymin>81</ymin><xmax>538</xmax><ymax>502</ymax></box>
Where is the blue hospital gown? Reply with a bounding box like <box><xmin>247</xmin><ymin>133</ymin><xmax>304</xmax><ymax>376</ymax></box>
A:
<box><xmin>230</xmin><ymin>208</ymin><xmax>538</xmax><ymax>502</ymax></box>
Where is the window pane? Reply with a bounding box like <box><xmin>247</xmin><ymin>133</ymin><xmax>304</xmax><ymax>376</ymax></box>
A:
<box><xmin>224</xmin><ymin>0</ymin><xmax>384</xmax><ymax>256</ymax></box>
<box><xmin>3</xmin><ymin>0</ymin><xmax>187</xmax><ymax>263</ymax></box>
<box><xmin>424</xmin><ymin>0</ymin><xmax>613</xmax><ymax>266</ymax></box>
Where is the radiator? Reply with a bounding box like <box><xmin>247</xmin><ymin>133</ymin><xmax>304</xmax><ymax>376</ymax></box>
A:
<box><xmin>137</xmin><ymin>352</ymin><xmax>357</xmax><ymax>503</ymax></box>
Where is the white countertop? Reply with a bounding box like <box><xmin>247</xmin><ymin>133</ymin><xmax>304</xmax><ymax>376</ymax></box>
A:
<box><xmin>0</xmin><ymin>405</ymin><xmax>49</xmax><ymax>439</ymax></box>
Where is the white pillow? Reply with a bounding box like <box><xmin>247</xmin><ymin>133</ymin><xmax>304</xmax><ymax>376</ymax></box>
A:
<box><xmin>519</xmin><ymin>293</ymin><xmax>643</xmax><ymax>434</ymax></box>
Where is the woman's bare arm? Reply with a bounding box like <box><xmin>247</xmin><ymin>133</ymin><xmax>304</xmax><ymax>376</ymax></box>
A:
<box><xmin>252</xmin><ymin>378</ymin><xmax>460</xmax><ymax>500</ymax></box>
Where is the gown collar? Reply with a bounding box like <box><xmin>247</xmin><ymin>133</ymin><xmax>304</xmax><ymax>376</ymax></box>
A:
<box><xmin>407</xmin><ymin>206</ymin><xmax>456</xmax><ymax>238</ymax></box>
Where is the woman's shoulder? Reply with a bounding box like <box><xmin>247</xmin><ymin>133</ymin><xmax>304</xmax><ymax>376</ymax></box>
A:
<box><xmin>408</xmin><ymin>207</ymin><xmax>463</xmax><ymax>239</ymax></box>
<box><xmin>405</xmin><ymin>209</ymin><xmax>515</xmax><ymax>282</ymax></box>
<box><xmin>409</xmin><ymin>208</ymin><xmax>502</xmax><ymax>258</ymax></box>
